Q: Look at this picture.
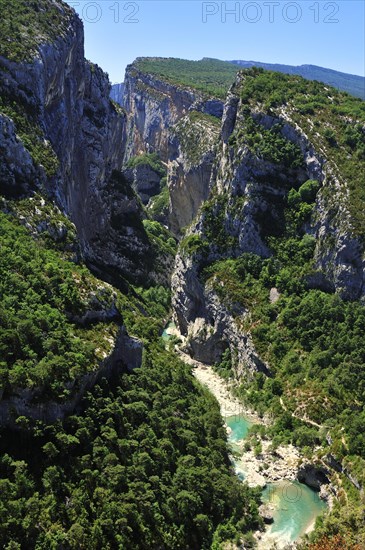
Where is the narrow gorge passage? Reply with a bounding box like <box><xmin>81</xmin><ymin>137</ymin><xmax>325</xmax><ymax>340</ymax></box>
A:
<box><xmin>163</xmin><ymin>324</ymin><xmax>328</xmax><ymax>548</ymax></box>
<box><xmin>1</xmin><ymin>4</ymin><xmax>365</xmax><ymax>545</ymax></box>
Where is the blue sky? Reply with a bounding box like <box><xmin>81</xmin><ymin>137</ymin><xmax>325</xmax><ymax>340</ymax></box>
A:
<box><xmin>65</xmin><ymin>1</ymin><xmax>365</xmax><ymax>83</ymax></box>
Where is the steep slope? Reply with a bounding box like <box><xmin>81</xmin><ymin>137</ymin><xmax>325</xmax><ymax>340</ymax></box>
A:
<box><xmin>167</xmin><ymin>111</ymin><xmax>221</xmax><ymax>235</ymax></box>
<box><xmin>229</xmin><ymin>59</ymin><xmax>365</xmax><ymax>99</ymax></box>
<box><xmin>0</xmin><ymin>204</ymin><xmax>142</xmax><ymax>426</ymax></box>
<box><xmin>0</xmin><ymin>0</ymin><xmax>167</xmax><ymax>285</ymax></box>
<box><xmin>171</xmin><ymin>68</ymin><xmax>365</xmax><ymax>545</ymax></box>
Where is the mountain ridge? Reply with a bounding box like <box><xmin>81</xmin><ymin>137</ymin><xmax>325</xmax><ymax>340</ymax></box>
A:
<box><xmin>227</xmin><ymin>58</ymin><xmax>365</xmax><ymax>99</ymax></box>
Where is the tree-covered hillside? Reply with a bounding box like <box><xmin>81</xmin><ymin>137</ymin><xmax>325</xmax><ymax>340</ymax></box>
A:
<box><xmin>178</xmin><ymin>68</ymin><xmax>365</xmax><ymax>546</ymax></box>
<box><xmin>0</xmin><ymin>342</ymin><xmax>261</xmax><ymax>548</ymax></box>
<box><xmin>229</xmin><ymin>60</ymin><xmax>365</xmax><ymax>99</ymax></box>
<box><xmin>132</xmin><ymin>57</ymin><xmax>239</xmax><ymax>98</ymax></box>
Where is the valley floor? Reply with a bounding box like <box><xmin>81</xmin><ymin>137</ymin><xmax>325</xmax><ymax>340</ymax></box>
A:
<box><xmin>188</xmin><ymin>357</ymin><xmax>301</xmax><ymax>488</ymax></box>
<box><xmin>176</xmin><ymin>349</ymin><xmax>329</xmax><ymax>549</ymax></box>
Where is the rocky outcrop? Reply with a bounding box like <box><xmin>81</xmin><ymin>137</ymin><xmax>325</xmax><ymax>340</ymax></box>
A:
<box><xmin>278</xmin><ymin>109</ymin><xmax>365</xmax><ymax>300</ymax></box>
<box><xmin>124</xmin><ymin>163</ymin><xmax>162</xmax><ymax>205</ymax></box>
<box><xmin>312</xmin><ymin>176</ymin><xmax>365</xmax><ymax>300</ymax></box>
<box><xmin>0</xmin><ymin>1</ymin><xmax>153</xmax><ymax>426</ymax></box>
<box><xmin>0</xmin><ymin>326</ymin><xmax>142</xmax><ymax>428</ymax></box>
<box><xmin>325</xmin><ymin>454</ymin><xmax>363</xmax><ymax>491</ymax></box>
<box><xmin>172</xmin><ymin>254</ymin><xmax>268</xmax><ymax>373</ymax></box>
<box><xmin>123</xmin><ymin>63</ymin><xmax>199</xmax><ymax>162</ymax></box>
<box><xmin>123</xmin><ymin>59</ymin><xmax>224</xmax><ymax>163</ymax></box>
<box><xmin>0</xmin><ymin>115</ymin><xmax>44</xmax><ymax>196</ymax></box>
<box><xmin>122</xmin><ymin>61</ymin><xmax>226</xmax><ymax>236</ymax></box>
<box><xmin>110</xmin><ymin>82</ymin><xmax>125</xmax><ymax>106</ymax></box>
<box><xmin>297</xmin><ymin>463</ymin><xmax>330</xmax><ymax>490</ymax></box>
<box><xmin>167</xmin><ymin>112</ymin><xmax>220</xmax><ymax>235</ymax></box>
<box><xmin>259</xmin><ymin>504</ymin><xmax>274</xmax><ymax>524</ymax></box>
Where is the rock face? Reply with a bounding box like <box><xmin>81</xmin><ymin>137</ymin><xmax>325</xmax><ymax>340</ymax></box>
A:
<box><xmin>278</xmin><ymin>110</ymin><xmax>365</xmax><ymax>300</ymax></box>
<box><xmin>124</xmin><ymin>163</ymin><xmax>162</xmax><ymax>205</ymax></box>
<box><xmin>171</xmin><ymin>91</ymin><xmax>308</xmax><ymax>371</ymax></box>
<box><xmin>259</xmin><ymin>504</ymin><xmax>274</xmax><ymax>524</ymax></box>
<box><xmin>110</xmin><ymin>82</ymin><xmax>125</xmax><ymax>106</ymax></box>
<box><xmin>0</xmin><ymin>4</ymin><xmax>161</xmax><ymax>284</ymax></box>
<box><xmin>0</xmin><ymin>326</ymin><xmax>142</xmax><ymax>428</ymax></box>
<box><xmin>123</xmin><ymin>59</ymin><xmax>224</xmax><ymax>161</ymax></box>
<box><xmin>325</xmin><ymin>454</ymin><xmax>363</xmax><ymax>491</ymax></box>
<box><xmin>0</xmin><ymin>1</ymin><xmax>150</xmax><ymax>423</ymax></box>
<box><xmin>167</xmin><ymin>112</ymin><xmax>220</xmax><ymax>235</ymax></box>
<box><xmin>297</xmin><ymin>463</ymin><xmax>330</xmax><ymax>490</ymax></box>
<box><xmin>313</xmin><ymin>178</ymin><xmax>365</xmax><ymax>300</ymax></box>
<box><xmin>0</xmin><ymin>115</ymin><xmax>43</xmax><ymax>196</ymax></box>
<box><xmin>172</xmin><ymin>254</ymin><xmax>268</xmax><ymax>373</ymax></box>
<box><xmin>123</xmin><ymin>63</ymin><xmax>198</xmax><ymax>162</ymax></box>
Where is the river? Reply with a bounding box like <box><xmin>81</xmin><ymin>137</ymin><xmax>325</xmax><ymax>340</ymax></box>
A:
<box><xmin>162</xmin><ymin>323</ymin><xmax>327</xmax><ymax>548</ymax></box>
<box><xmin>226</xmin><ymin>413</ymin><xmax>326</xmax><ymax>548</ymax></box>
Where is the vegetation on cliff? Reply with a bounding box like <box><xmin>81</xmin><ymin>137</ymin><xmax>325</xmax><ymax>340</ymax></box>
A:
<box><xmin>133</xmin><ymin>57</ymin><xmax>239</xmax><ymax>98</ymax></box>
<box><xmin>237</xmin><ymin>68</ymin><xmax>365</xmax><ymax>234</ymax></box>
<box><xmin>126</xmin><ymin>152</ymin><xmax>166</xmax><ymax>178</ymax></box>
<box><xmin>0</xmin><ymin>0</ymin><xmax>74</xmax><ymax>62</ymax></box>
<box><xmin>0</xmin><ymin>209</ymin><xmax>120</xmax><ymax>400</ymax></box>
<box><xmin>172</xmin><ymin>110</ymin><xmax>220</xmax><ymax>166</ymax></box>
<box><xmin>175</xmin><ymin>69</ymin><xmax>365</xmax><ymax>545</ymax></box>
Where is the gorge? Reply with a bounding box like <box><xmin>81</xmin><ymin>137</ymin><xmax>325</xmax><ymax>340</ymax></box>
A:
<box><xmin>0</xmin><ymin>1</ymin><xmax>365</xmax><ymax>548</ymax></box>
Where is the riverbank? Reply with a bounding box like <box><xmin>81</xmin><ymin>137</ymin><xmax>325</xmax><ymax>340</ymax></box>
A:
<box><xmin>187</xmin><ymin>357</ymin><xmax>330</xmax><ymax>549</ymax></box>
<box><xmin>189</xmin><ymin>358</ymin><xmax>301</xmax><ymax>488</ymax></box>
<box><xmin>183</xmin><ymin>352</ymin><xmax>260</xmax><ymax>421</ymax></box>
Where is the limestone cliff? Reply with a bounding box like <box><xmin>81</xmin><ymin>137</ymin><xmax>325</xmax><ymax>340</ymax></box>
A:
<box><xmin>0</xmin><ymin>1</ymin><xmax>160</xmax><ymax>285</ymax></box>
<box><xmin>123</xmin><ymin>59</ymin><xmax>225</xmax><ymax>234</ymax></box>
<box><xmin>171</xmin><ymin>70</ymin><xmax>365</xmax><ymax>371</ymax></box>
<box><xmin>167</xmin><ymin>111</ymin><xmax>220</xmax><ymax>235</ymax></box>
<box><xmin>110</xmin><ymin>82</ymin><xmax>125</xmax><ymax>106</ymax></box>
<box><xmin>172</xmin><ymin>253</ymin><xmax>268</xmax><ymax>373</ymax></box>
<box><xmin>123</xmin><ymin>59</ymin><xmax>223</xmax><ymax>162</ymax></box>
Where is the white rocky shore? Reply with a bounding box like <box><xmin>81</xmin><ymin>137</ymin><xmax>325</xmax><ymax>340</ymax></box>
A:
<box><xmin>235</xmin><ymin>440</ymin><xmax>301</xmax><ymax>489</ymax></box>
<box><xmin>175</xmin><ymin>349</ymin><xmax>331</xmax><ymax>549</ymax></box>
<box><xmin>188</xmin><ymin>357</ymin><xmax>301</xmax><ymax>488</ymax></box>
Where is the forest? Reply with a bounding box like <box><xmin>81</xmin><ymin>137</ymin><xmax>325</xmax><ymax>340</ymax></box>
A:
<box><xmin>0</xmin><ymin>208</ymin><xmax>262</xmax><ymax>548</ymax></box>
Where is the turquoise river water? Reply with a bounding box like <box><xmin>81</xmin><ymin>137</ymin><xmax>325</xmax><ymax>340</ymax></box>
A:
<box><xmin>162</xmin><ymin>323</ymin><xmax>327</xmax><ymax>546</ymax></box>
<box><xmin>226</xmin><ymin>414</ymin><xmax>327</xmax><ymax>546</ymax></box>
<box><xmin>162</xmin><ymin>321</ymin><xmax>177</xmax><ymax>341</ymax></box>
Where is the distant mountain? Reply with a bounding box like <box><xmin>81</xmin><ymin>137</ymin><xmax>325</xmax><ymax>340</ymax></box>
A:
<box><xmin>110</xmin><ymin>82</ymin><xmax>125</xmax><ymax>106</ymax></box>
<box><xmin>228</xmin><ymin>60</ymin><xmax>365</xmax><ymax>99</ymax></box>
